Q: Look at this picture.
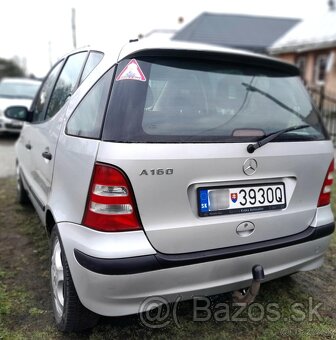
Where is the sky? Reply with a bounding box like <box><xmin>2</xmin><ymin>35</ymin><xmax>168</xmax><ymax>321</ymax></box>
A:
<box><xmin>0</xmin><ymin>0</ymin><xmax>331</xmax><ymax>77</ymax></box>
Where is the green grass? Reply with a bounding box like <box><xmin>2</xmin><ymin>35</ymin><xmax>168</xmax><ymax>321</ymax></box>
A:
<box><xmin>0</xmin><ymin>177</ymin><xmax>335</xmax><ymax>339</ymax></box>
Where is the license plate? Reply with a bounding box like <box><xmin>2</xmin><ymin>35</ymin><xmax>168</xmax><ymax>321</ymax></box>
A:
<box><xmin>6</xmin><ymin>122</ymin><xmax>22</xmax><ymax>128</ymax></box>
<box><xmin>198</xmin><ymin>183</ymin><xmax>286</xmax><ymax>217</ymax></box>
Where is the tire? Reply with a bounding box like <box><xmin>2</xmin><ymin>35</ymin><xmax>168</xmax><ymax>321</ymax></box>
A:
<box><xmin>16</xmin><ymin>164</ymin><xmax>30</xmax><ymax>204</ymax></box>
<box><xmin>50</xmin><ymin>227</ymin><xmax>99</xmax><ymax>332</ymax></box>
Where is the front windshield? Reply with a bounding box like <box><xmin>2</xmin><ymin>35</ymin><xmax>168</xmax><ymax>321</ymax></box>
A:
<box><xmin>104</xmin><ymin>56</ymin><xmax>327</xmax><ymax>143</ymax></box>
<box><xmin>0</xmin><ymin>81</ymin><xmax>40</xmax><ymax>99</ymax></box>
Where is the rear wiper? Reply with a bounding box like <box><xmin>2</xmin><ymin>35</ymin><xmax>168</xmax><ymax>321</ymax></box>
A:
<box><xmin>247</xmin><ymin>124</ymin><xmax>310</xmax><ymax>153</ymax></box>
<box><xmin>242</xmin><ymin>83</ymin><xmax>306</xmax><ymax>121</ymax></box>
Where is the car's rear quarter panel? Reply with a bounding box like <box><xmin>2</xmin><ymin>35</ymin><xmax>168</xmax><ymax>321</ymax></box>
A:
<box><xmin>49</xmin><ymin>134</ymin><xmax>99</xmax><ymax>224</ymax></box>
<box><xmin>47</xmin><ymin>56</ymin><xmax>116</xmax><ymax>225</ymax></box>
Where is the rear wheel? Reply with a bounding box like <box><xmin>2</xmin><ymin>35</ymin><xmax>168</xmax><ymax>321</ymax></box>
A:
<box><xmin>16</xmin><ymin>164</ymin><xmax>29</xmax><ymax>204</ymax></box>
<box><xmin>50</xmin><ymin>227</ymin><xmax>99</xmax><ymax>332</ymax></box>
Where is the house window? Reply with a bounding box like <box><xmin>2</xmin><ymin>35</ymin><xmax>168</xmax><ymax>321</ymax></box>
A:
<box><xmin>315</xmin><ymin>55</ymin><xmax>328</xmax><ymax>85</ymax></box>
<box><xmin>295</xmin><ymin>56</ymin><xmax>306</xmax><ymax>80</ymax></box>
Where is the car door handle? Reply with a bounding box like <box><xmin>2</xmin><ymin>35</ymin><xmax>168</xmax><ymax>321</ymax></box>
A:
<box><xmin>25</xmin><ymin>143</ymin><xmax>32</xmax><ymax>150</ymax></box>
<box><xmin>42</xmin><ymin>151</ymin><xmax>52</xmax><ymax>160</ymax></box>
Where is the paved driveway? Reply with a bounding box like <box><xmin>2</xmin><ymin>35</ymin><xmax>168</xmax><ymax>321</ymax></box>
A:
<box><xmin>0</xmin><ymin>134</ymin><xmax>17</xmax><ymax>178</ymax></box>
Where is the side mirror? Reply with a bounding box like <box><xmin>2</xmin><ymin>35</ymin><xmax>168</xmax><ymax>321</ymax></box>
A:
<box><xmin>4</xmin><ymin>106</ymin><xmax>30</xmax><ymax>122</ymax></box>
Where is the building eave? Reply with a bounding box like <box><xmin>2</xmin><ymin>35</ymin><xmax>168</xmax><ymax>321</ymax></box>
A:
<box><xmin>269</xmin><ymin>39</ymin><xmax>336</xmax><ymax>55</ymax></box>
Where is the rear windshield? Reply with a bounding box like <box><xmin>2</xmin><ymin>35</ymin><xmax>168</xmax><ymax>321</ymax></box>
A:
<box><xmin>103</xmin><ymin>57</ymin><xmax>327</xmax><ymax>143</ymax></box>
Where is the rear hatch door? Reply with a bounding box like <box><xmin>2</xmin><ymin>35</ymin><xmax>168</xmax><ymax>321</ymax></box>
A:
<box><xmin>99</xmin><ymin>52</ymin><xmax>332</xmax><ymax>254</ymax></box>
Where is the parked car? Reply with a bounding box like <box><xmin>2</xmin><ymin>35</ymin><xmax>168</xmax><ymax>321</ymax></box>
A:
<box><xmin>5</xmin><ymin>41</ymin><xmax>335</xmax><ymax>332</ymax></box>
<box><xmin>0</xmin><ymin>77</ymin><xmax>41</xmax><ymax>133</ymax></box>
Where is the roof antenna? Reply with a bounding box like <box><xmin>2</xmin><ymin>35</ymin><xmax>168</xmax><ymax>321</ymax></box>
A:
<box><xmin>328</xmin><ymin>0</ymin><xmax>336</xmax><ymax>10</ymax></box>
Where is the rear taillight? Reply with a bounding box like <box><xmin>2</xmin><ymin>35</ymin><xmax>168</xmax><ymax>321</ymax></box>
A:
<box><xmin>83</xmin><ymin>163</ymin><xmax>141</xmax><ymax>232</ymax></box>
<box><xmin>317</xmin><ymin>160</ymin><xmax>334</xmax><ymax>207</ymax></box>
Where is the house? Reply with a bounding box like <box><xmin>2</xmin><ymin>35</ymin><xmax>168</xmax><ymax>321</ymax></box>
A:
<box><xmin>172</xmin><ymin>13</ymin><xmax>300</xmax><ymax>54</ymax></box>
<box><xmin>269</xmin><ymin>9</ymin><xmax>336</xmax><ymax>93</ymax></box>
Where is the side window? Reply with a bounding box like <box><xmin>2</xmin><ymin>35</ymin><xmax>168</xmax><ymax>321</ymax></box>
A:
<box><xmin>80</xmin><ymin>51</ymin><xmax>104</xmax><ymax>83</ymax></box>
<box><xmin>66</xmin><ymin>68</ymin><xmax>114</xmax><ymax>139</ymax></box>
<box><xmin>31</xmin><ymin>61</ymin><xmax>63</xmax><ymax>123</ymax></box>
<box><xmin>314</xmin><ymin>55</ymin><xmax>328</xmax><ymax>85</ymax></box>
<box><xmin>46</xmin><ymin>52</ymin><xmax>87</xmax><ymax>120</ymax></box>
<box><xmin>295</xmin><ymin>56</ymin><xmax>306</xmax><ymax>81</ymax></box>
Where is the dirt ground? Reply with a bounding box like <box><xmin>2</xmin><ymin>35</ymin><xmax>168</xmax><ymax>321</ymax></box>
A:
<box><xmin>0</xmin><ymin>134</ymin><xmax>16</xmax><ymax>178</ymax></box>
<box><xmin>0</xmin><ymin>176</ymin><xmax>335</xmax><ymax>339</ymax></box>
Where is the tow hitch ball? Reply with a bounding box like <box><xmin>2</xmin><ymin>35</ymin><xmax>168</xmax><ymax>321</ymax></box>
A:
<box><xmin>232</xmin><ymin>264</ymin><xmax>265</xmax><ymax>305</ymax></box>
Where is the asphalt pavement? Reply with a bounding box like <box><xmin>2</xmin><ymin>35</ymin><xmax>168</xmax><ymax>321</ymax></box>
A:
<box><xmin>0</xmin><ymin>134</ymin><xmax>17</xmax><ymax>178</ymax></box>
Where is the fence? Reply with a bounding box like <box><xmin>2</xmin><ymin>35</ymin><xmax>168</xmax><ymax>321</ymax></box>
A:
<box><xmin>308</xmin><ymin>86</ymin><xmax>336</xmax><ymax>145</ymax></box>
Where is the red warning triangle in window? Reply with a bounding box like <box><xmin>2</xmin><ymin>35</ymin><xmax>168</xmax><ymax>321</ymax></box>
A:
<box><xmin>116</xmin><ymin>59</ymin><xmax>146</xmax><ymax>82</ymax></box>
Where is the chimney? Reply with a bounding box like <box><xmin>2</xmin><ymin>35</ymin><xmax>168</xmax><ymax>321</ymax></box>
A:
<box><xmin>178</xmin><ymin>17</ymin><xmax>184</xmax><ymax>24</ymax></box>
<box><xmin>329</xmin><ymin>0</ymin><xmax>336</xmax><ymax>10</ymax></box>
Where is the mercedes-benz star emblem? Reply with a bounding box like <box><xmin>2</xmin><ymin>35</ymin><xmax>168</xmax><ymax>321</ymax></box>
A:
<box><xmin>243</xmin><ymin>158</ymin><xmax>258</xmax><ymax>176</ymax></box>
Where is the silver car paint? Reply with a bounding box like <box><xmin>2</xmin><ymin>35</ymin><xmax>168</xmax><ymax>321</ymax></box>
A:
<box><xmin>58</xmin><ymin>221</ymin><xmax>332</xmax><ymax>316</ymax></box>
<box><xmin>16</xmin><ymin>103</ymin><xmax>68</xmax><ymax>223</ymax></box>
<box><xmin>49</xmin><ymin>134</ymin><xmax>100</xmax><ymax>224</ymax></box>
<box><xmin>0</xmin><ymin>114</ymin><xmax>24</xmax><ymax>133</ymax></box>
<box><xmin>16</xmin><ymin>41</ymin><xmax>334</xmax><ymax>318</ymax></box>
<box><xmin>18</xmin><ymin>54</ymin><xmax>114</xmax><ymax>225</ymax></box>
<box><xmin>47</xmin><ymin>59</ymin><xmax>113</xmax><ymax>225</ymax></box>
<box><xmin>96</xmin><ymin>141</ymin><xmax>333</xmax><ymax>253</ymax></box>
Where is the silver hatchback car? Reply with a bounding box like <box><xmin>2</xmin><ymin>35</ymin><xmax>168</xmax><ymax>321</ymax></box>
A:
<box><xmin>6</xmin><ymin>41</ymin><xmax>335</xmax><ymax>332</ymax></box>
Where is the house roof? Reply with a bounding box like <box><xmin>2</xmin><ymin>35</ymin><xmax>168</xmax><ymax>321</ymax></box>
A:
<box><xmin>172</xmin><ymin>13</ymin><xmax>300</xmax><ymax>53</ymax></box>
<box><xmin>270</xmin><ymin>11</ymin><xmax>336</xmax><ymax>54</ymax></box>
<box><xmin>143</xmin><ymin>29</ymin><xmax>177</xmax><ymax>41</ymax></box>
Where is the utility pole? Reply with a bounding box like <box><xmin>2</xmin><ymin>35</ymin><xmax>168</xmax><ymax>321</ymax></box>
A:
<box><xmin>48</xmin><ymin>41</ymin><xmax>53</xmax><ymax>68</ymax></box>
<box><xmin>71</xmin><ymin>8</ymin><xmax>77</xmax><ymax>49</ymax></box>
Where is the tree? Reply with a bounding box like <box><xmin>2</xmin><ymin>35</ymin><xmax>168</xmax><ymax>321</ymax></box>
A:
<box><xmin>0</xmin><ymin>58</ymin><xmax>25</xmax><ymax>79</ymax></box>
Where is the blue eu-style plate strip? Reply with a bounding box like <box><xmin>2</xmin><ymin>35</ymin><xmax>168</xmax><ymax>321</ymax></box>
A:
<box><xmin>199</xmin><ymin>189</ymin><xmax>209</xmax><ymax>213</ymax></box>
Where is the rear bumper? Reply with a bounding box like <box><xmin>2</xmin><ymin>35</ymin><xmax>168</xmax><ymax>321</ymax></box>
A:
<box><xmin>74</xmin><ymin>223</ymin><xmax>334</xmax><ymax>275</ymax></box>
<box><xmin>58</xmin><ymin>219</ymin><xmax>334</xmax><ymax>317</ymax></box>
